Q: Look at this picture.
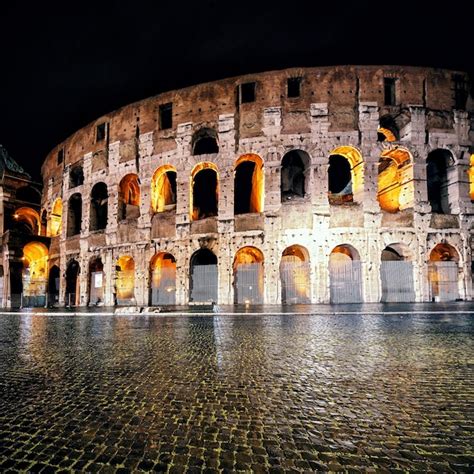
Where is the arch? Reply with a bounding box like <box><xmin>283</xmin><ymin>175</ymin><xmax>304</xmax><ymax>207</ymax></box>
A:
<box><xmin>329</xmin><ymin>244</ymin><xmax>362</xmax><ymax>303</ymax></box>
<box><xmin>190</xmin><ymin>162</ymin><xmax>218</xmax><ymax>221</ymax></box>
<box><xmin>468</xmin><ymin>154</ymin><xmax>474</xmax><ymax>201</ymax></box>
<box><xmin>50</xmin><ymin>198</ymin><xmax>63</xmax><ymax>237</ymax></box>
<box><xmin>16</xmin><ymin>185</ymin><xmax>41</xmax><ymax>204</ymax></box>
<box><xmin>88</xmin><ymin>257</ymin><xmax>104</xmax><ymax>305</ymax></box>
<box><xmin>90</xmin><ymin>182</ymin><xmax>108</xmax><ymax>231</ymax></box>
<box><xmin>69</xmin><ymin>165</ymin><xmax>84</xmax><ymax>188</ymax></box>
<box><xmin>234</xmin><ymin>154</ymin><xmax>264</xmax><ymax>214</ymax></box>
<box><xmin>380</xmin><ymin>243</ymin><xmax>415</xmax><ymax>302</ymax></box>
<box><xmin>150</xmin><ymin>252</ymin><xmax>176</xmax><ymax>305</ymax></box>
<box><xmin>328</xmin><ymin>146</ymin><xmax>363</xmax><ymax>205</ymax></box>
<box><xmin>189</xmin><ymin>248</ymin><xmax>218</xmax><ymax>303</ymax></box>
<box><xmin>116</xmin><ymin>255</ymin><xmax>135</xmax><ymax>304</ymax></box>
<box><xmin>12</xmin><ymin>207</ymin><xmax>40</xmax><ymax>235</ymax></box>
<box><xmin>65</xmin><ymin>259</ymin><xmax>80</xmax><ymax>306</ymax></box>
<box><xmin>67</xmin><ymin>193</ymin><xmax>82</xmax><ymax>237</ymax></box>
<box><xmin>426</xmin><ymin>149</ymin><xmax>455</xmax><ymax>214</ymax></box>
<box><xmin>233</xmin><ymin>246</ymin><xmax>264</xmax><ymax>304</ymax></box>
<box><xmin>48</xmin><ymin>265</ymin><xmax>60</xmax><ymax>306</ymax></box>
<box><xmin>428</xmin><ymin>243</ymin><xmax>460</xmax><ymax>301</ymax></box>
<box><xmin>192</xmin><ymin>128</ymin><xmax>219</xmax><ymax>155</ymax></box>
<box><xmin>118</xmin><ymin>173</ymin><xmax>141</xmax><ymax>220</ymax></box>
<box><xmin>281</xmin><ymin>150</ymin><xmax>310</xmax><ymax>201</ymax></box>
<box><xmin>280</xmin><ymin>245</ymin><xmax>311</xmax><ymax>304</ymax></box>
<box><xmin>151</xmin><ymin>165</ymin><xmax>177</xmax><ymax>213</ymax></box>
<box><xmin>377</xmin><ymin>115</ymin><xmax>399</xmax><ymax>142</ymax></box>
<box><xmin>22</xmin><ymin>242</ymin><xmax>49</xmax><ymax>306</ymax></box>
<box><xmin>377</xmin><ymin>147</ymin><xmax>413</xmax><ymax>212</ymax></box>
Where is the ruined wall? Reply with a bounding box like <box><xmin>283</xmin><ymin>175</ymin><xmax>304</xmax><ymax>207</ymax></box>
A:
<box><xmin>38</xmin><ymin>65</ymin><xmax>474</xmax><ymax>306</ymax></box>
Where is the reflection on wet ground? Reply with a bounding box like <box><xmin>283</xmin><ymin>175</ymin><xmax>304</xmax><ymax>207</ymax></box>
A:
<box><xmin>0</xmin><ymin>311</ymin><xmax>473</xmax><ymax>472</ymax></box>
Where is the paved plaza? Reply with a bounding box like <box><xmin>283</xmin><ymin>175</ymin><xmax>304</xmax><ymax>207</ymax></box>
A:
<box><xmin>0</xmin><ymin>306</ymin><xmax>473</xmax><ymax>472</ymax></box>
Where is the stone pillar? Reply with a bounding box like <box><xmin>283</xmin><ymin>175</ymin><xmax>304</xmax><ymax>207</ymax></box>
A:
<box><xmin>138</xmin><ymin>132</ymin><xmax>154</xmax><ymax>230</ymax></box>
<box><xmin>264</xmin><ymin>151</ymin><xmax>281</xmax><ymax>214</ymax></box>
<box><xmin>107</xmin><ymin>141</ymin><xmax>120</xmax><ymax>234</ymax></box>
<box><xmin>264</xmin><ymin>243</ymin><xmax>280</xmax><ymax>304</ymax></box>
<box><xmin>135</xmin><ymin>245</ymin><xmax>147</xmax><ymax>306</ymax></box>
<box><xmin>103</xmin><ymin>250</ymin><xmax>115</xmax><ymax>306</ymax></box>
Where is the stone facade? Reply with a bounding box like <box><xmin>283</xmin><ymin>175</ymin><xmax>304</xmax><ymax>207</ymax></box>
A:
<box><xmin>32</xmin><ymin>65</ymin><xmax>474</xmax><ymax>307</ymax></box>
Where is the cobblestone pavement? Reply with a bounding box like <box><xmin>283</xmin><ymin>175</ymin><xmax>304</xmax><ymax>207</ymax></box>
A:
<box><xmin>0</xmin><ymin>311</ymin><xmax>473</xmax><ymax>472</ymax></box>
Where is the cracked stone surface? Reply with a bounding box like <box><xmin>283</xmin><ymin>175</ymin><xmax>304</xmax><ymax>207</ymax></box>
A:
<box><xmin>0</xmin><ymin>311</ymin><xmax>473</xmax><ymax>472</ymax></box>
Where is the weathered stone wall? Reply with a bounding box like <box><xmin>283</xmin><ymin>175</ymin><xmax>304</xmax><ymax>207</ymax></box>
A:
<box><xmin>39</xmin><ymin>66</ymin><xmax>474</xmax><ymax>305</ymax></box>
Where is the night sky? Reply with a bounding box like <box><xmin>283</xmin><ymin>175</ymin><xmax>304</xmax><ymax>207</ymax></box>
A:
<box><xmin>1</xmin><ymin>1</ymin><xmax>471</xmax><ymax>180</ymax></box>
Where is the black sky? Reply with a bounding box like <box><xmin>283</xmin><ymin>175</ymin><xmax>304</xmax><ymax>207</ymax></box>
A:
<box><xmin>0</xmin><ymin>0</ymin><xmax>471</xmax><ymax>179</ymax></box>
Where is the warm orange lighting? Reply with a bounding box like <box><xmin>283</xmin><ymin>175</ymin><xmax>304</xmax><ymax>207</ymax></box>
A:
<box><xmin>150</xmin><ymin>252</ymin><xmax>176</xmax><ymax>291</ymax></box>
<box><xmin>190</xmin><ymin>162</ymin><xmax>219</xmax><ymax>221</ymax></box>
<box><xmin>119</xmin><ymin>174</ymin><xmax>140</xmax><ymax>206</ymax></box>
<box><xmin>377</xmin><ymin>127</ymin><xmax>397</xmax><ymax>142</ymax></box>
<box><xmin>329</xmin><ymin>146</ymin><xmax>364</xmax><ymax>200</ymax></box>
<box><xmin>429</xmin><ymin>243</ymin><xmax>459</xmax><ymax>262</ymax></box>
<box><xmin>235</xmin><ymin>154</ymin><xmax>264</xmax><ymax>213</ymax></box>
<box><xmin>469</xmin><ymin>154</ymin><xmax>474</xmax><ymax>201</ymax></box>
<box><xmin>280</xmin><ymin>245</ymin><xmax>310</xmax><ymax>300</ymax></box>
<box><xmin>330</xmin><ymin>244</ymin><xmax>359</xmax><ymax>262</ymax></box>
<box><xmin>116</xmin><ymin>255</ymin><xmax>135</xmax><ymax>300</ymax></box>
<box><xmin>233</xmin><ymin>246</ymin><xmax>264</xmax><ymax>296</ymax></box>
<box><xmin>22</xmin><ymin>242</ymin><xmax>49</xmax><ymax>296</ymax></box>
<box><xmin>151</xmin><ymin>165</ymin><xmax>177</xmax><ymax>213</ymax></box>
<box><xmin>14</xmin><ymin>207</ymin><xmax>41</xmax><ymax>235</ymax></box>
<box><xmin>50</xmin><ymin>198</ymin><xmax>63</xmax><ymax>236</ymax></box>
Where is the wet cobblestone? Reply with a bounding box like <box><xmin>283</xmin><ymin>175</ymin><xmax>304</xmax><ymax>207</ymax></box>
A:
<box><xmin>0</xmin><ymin>311</ymin><xmax>473</xmax><ymax>472</ymax></box>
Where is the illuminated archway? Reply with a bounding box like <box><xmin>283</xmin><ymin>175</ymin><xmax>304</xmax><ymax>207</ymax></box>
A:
<box><xmin>377</xmin><ymin>115</ymin><xmax>399</xmax><ymax>142</ymax></box>
<box><xmin>118</xmin><ymin>174</ymin><xmax>140</xmax><ymax>220</ymax></box>
<box><xmin>150</xmin><ymin>252</ymin><xmax>176</xmax><ymax>305</ymax></box>
<box><xmin>90</xmin><ymin>182</ymin><xmax>108</xmax><ymax>231</ymax></box>
<box><xmin>50</xmin><ymin>198</ymin><xmax>62</xmax><ymax>237</ymax></box>
<box><xmin>190</xmin><ymin>162</ymin><xmax>218</xmax><ymax>221</ymax></box>
<box><xmin>377</xmin><ymin>147</ymin><xmax>413</xmax><ymax>212</ymax></box>
<box><xmin>65</xmin><ymin>259</ymin><xmax>80</xmax><ymax>306</ymax></box>
<box><xmin>328</xmin><ymin>146</ymin><xmax>363</xmax><ymax>204</ymax></box>
<box><xmin>233</xmin><ymin>246</ymin><xmax>264</xmax><ymax>304</ymax></box>
<box><xmin>151</xmin><ymin>165</ymin><xmax>177</xmax><ymax>213</ymax></box>
<box><xmin>189</xmin><ymin>248</ymin><xmax>218</xmax><ymax>302</ymax></box>
<box><xmin>13</xmin><ymin>207</ymin><xmax>40</xmax><ymax>235</ymax></box>
<box><xmin>234</xmin><ymin>154</ymin><xmax>264</xmax><ymax>214</ymax></box>
<box><xmin>88</xmin><ymin>257</ymin><xmax>104</xmax><ymax>305</ymax></box>
<box><xmin>281</xmin><ymin>150</ymin><xmax>310</xmax><ymax>201</ymax></box>
<box><xmin>22</xmin><ymin>242</ymin><xmax>49</xmax><ymax>306</ymax></box>
<box><xmin>329</xmin><ymin>244</ymin><xmax>362</xmax><ymax>303</ymax></box>
<box><xmin>280</xmin><ymin>245</ymin><xmax>310</xmax><ymax>304</ymax></box>
<box><xmin>116</xmin><ymin>255</ymin><xmax>135</xmax><ymax>304</ymax></box>
<box><xmin>468</xmin><ymin>154</ymin><xmax>474</xmax><ymax>201</ymax></box>
<box><xmin>428</xmin><ymin>243</ymin><xmax>460</xmax><ymax>301</ymax></box>
<box><xmin>192</xmin><ymin>128</ymin><xmax>219</xmax><ymax>155</ymax></box>
<box><xmin>380</xmin><ymin>243</ymin><xmax>415</xmax><ymax>302</ymax></box>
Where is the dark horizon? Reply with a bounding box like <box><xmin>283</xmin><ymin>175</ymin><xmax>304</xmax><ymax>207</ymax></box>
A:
<box><xmin>1</xmin><ymin>1</ymin><xmax>472</xmax><ymax>180</ymax></box>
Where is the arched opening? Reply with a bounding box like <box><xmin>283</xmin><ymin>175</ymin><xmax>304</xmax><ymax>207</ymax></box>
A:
<box><xmin>192</xmin><ymin>128</ymin><xmax>219</xmax><ymax>155</ymax></box>
<box><xmin>280</xmin><ymin>245</ymin><xmax>311</xmax><ymax>304</ymax></box>
<box><xmin>151</xmin><ymin>165</ymin><xmax>177</xmax><ymax>213</ymax></box>
<box><xmin>41</xmin><ymin>210</ymin><xmax>47</xmax><ymax>236</ymax></box>
<box><xmin>191</xmin><ymin>162</ymin><xmax>218</xmax><ymax>221</ymax></box>
<box><xmin>65</xmin><ymin>259</ymin><xmax>80</xmax><ymax>306</ymax></box>
<box><xmin>233</xmin><ymin>247</ymin><xmax>264</xmax><ymax>304</ymax></box>
<box><xmin>189</xmin><ymin>248</ymin><xmax>218</xmax><ymax>303</ymax></box>
<box><xmin>22</xmin><ymin>242</ymin><xmax>49</xmax><ymax>307</ymax></box>
<box><xmin>468</xmin><ymin>154</ymin><xmax>474</xmax><ymax>202</ymax></box>
<box><xmin>88</xmin><ymin>257</ymin><xmax>104</xmax><ymax>305</ymax></box>
<box><xmin>12</xmin><ymin>207</ymin><xmax>40</xmax><ymax>235</ymax></box>
<box><xmin>328</xmin><ymin>146</ymin><xmax>363</xmax><ymax>205</ymax></box>
<box><xmin>377</xmin><ymin>115</ymin><xmax>399</xmax><ymax>142</ymax></box>
<box><xmin>380</xmin><ymin>243</ymin><xmax>415</xmax><ymax>302</ymax></box>
<box><xmin>377</xmin><ymin>147</ymin><xmax>414</xmax><ymax>212</ymax></box>
<box><xmin>67</xmin><ymin>193</ymin><xmax>82</xmax><ymax>237</ymax></box>
<box><xmin>234</xmin><ymin>154</ymin><xmax>264</xmax><ymax>214</ymax></box>
<box><xmin>150</xmin><ymin>252</ymin><xmax>176</xmax><ymax>305</ymax></box>
<box><xmin>281</xmin><ymin>150</ymin><xmax>310</xmax><ymax>202</ymax></box>
<box><xmin>47</xmin><ymin>265</ymin><xmax>60</xmax><ymax>306</ymax></box>
<box><xmin>428</xmin><ymin>243</ymin><xmax>460</xmax><ymax>301</ymax></box>
<box><xmin>69</xmin><ymin>166</ymin><xmax>84</xmax><ymax>188</ymax></box>
<box><xmin>329</xmin><ymin>244</ymin><xmax>362</xmax><ymax>303</ymax></box>
<box><xmin>16</xmin><ymin>185</ymin><xmax>41</xmax><ymax>204</ymax></box>
<box><xmin>90</xmin><ymin>182</ymin><xmax>108</xmax><ymax>231</ymax></box>
<box><xmin>116</xmin><ymin>256</ymin><xmax>135</xmax><ymax>305</ymax></box>
<box><xmin>50</xmin><ymin>198</ymin><xmax>62</xmax><ymax>237</ymax></box>
<box><xmin>427</xmin><ymin>149</ymin><xmax>454</xmax><ymax>214</ymax></box>
<box><xmin>118</xmin><ymin>174</ymin><xmax>140</xmax><ymax>221</ymax></box>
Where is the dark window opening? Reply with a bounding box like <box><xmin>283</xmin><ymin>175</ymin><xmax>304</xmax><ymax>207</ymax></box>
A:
<box><xmin>427</xmin><ymin>149</ymin><xmax>452</xmax><ymax>214</ymax></box>
<box><xmin>281</xmin><ymin>151</ymin><xmax>306</xmax><ymax>201</ymax></box>
<box><xmin>69</xmin><ymin>166</ymin><xmax>84</xmax><ymax>188</ymax></box>
<box><xmin>57</xmin><ymin>148</ymin><xmax>64</xmax><ymax>165</ymax></box>
<box><xmin>190</xmin><ymin>248</ymin><xmax>217</xmax><ymax>267</ymax></box>
<box><xmin>378</xmin><ymin>115</ymin><xmax>399</xmax><ymax>142</ymax></box>
<box><xmin>96</xmin><ymin>122</ymin><xmax>107</xmax><ymax>142</ymax></box>
<box><xmin>235</xmin><ymin>161</ymin><xmax>256</xmax><ymax>214</ymax></box>
<box><xmin>164</xmin><ymin>171</ymin><xmax>177</xmax><ymax>207</ymax></box>
<box><xmin>90</xmin><ymin>182</ymin><xmax>108</xmax><ymax>231</ymax></box>
<box><xmin>48</xmin><ymin>265</ymin><xmax>60</xmax><ymax>302</ymax></box>
<box><xmin>453</xmin><ymin>74</ymin><xmax>469</xmax><ymax>110</ymax></box>
<box><xmin>328</xmin><ymin>155</ymin><xmax>352</xmax><ymax>204</ymax></box>
<box><xmin>192</xmin><ymin>129</ymin><xmax>219</xmax><ymax>155</ymax></box>
<box><xmin>384</xmin><ymin>78</ymin><xmax>397</xmax><ymax>106</ymax></box>
<box><xmin>193</xmin><ymin>169</ymin><xmax>218</xmax><ymax>220</ymax></box>
<box><xmin>118</xmin><ymin>174</ymin><xmax>141</xmax><ymax>221</ymax></box>
<box><xmin>65</xmin><ymin>260</ymin><xmax>79</xmax><ymax>305</ymax></box>
<box><xmin>159</xmin><ymin>103</ymin><xmax>173</xmax><ymax>129</ymax></box>
<box><xmin>15</xmin><ymin>186</ymin><xmax>41</xmax><ymax>204</ymax></box>
<box><xmin>287</xmin><ymin>77</ymin><xmax>302</xmax><ymax>98</ymax></box>
<box><xmin>67</xmin><ymin>194</ymin><xmax>82</xmax><ymax>237</ymax></box>
<box><xmin>239</xmin><ymin>82</ymin><xmax>256</xmax><ymax>103</ymax></box>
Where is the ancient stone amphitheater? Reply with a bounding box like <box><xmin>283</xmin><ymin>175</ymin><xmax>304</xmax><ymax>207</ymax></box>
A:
<box><xmin>26</xmin><ymin>66</ymin><xmax>474</xmax><ymax>306</ymax></box>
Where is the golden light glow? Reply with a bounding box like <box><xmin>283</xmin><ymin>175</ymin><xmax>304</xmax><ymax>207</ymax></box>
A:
<box><xmin>281</xmin><ymin>245</ymin><xmax>310</xmax><ymax>299</ymax></box>
<box><xmin>22</xmin><ymin>242</ymin><xmax>49</xmax><ymax>296</ymax></box>
<box><xmin>50</xmin><ymin>198</ymin><xmax>63</xmax><ymax>236</ymax></box>
<box><xmin>469</xmin><ymin>154</ymin><xmax>474</xmax><ymax>201</ymax></box>
<box><xmin>377</xmin><ymin>147</ymin><xmax>413</xmax><ymax>212</ymax></box>
<box><xmin>233</xmin><ymin>246</ymin><xmax>264</xmax><ymax>296</ymax></box>
<box><xmin>14</xmin><ymin>207</ymin><xmax>40</xmax><ymax>235</ymax></box>
<box><xmin>151</xmin><ymin>165</ymin><xmax>176</xmax><ymax>213</ymax></box>
<box><xmin>150</xmin><ymin>252</ymin><xmax>176</xmax><ymax>291</ymax></box>
<box><xmin>378</xmin><ymin>127</ymin><xmax>397</xmax><ymax>142</ymax></box>
<box><xmin>235</xmin><ymin>154</ymin><xmax>264</xmax><ymax>213</ymax></box>
<box><xmin>190</xmin><ymin>162</ymin><xmax>219</xmax><ymax>221</ymax></box>
<box><xmin>330</xmin><ymin>244</ymin><xmax>359</xmax><ymax>262</ymax></box>
<box><xmin>119</xmin><ymin>174</ymin><xmax>140</xmax><ymax>206</ymax></box>
<box><xmin>329</xmin><ymin>146</ymin><xmax>364</xmax><ymax>198</ymax></box>
<box><xmin>116</xmin><ymin>255</ymin><xmax>135</xmax><ymax>300</ymax></box>
<box><xmin>429</xmin><ymin>243</ymin><xmax>459</xmax><ymax>262</ymax></box>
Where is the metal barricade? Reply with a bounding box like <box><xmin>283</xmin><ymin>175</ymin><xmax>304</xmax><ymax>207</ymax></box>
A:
<box><xmin>329</xmin><ymin>260</ymin><xmax>363</xmax><ymax>303</ymax></box>
<box><xmin>150</xmin><ymin>267</ymin><xmax>176</xmax><ymax>305</ymax></box>
<box><xmin>234</xmin><ymin>262</ymin><xmax>264</xmax><ymax>304</ymax></box>
<box><xmin>380</xmin><ymin>261</ymin><xmax>415</xmax><ymax>302</ymax></box>
<box><xmin>428</xmin><ymin>261</ymin><xmax>459</xmax><ymax>301</ymax></box>
<box><xmin>190</xmin><ymin>264</ymin><xmax>218</xmax><ymax>303</ymax></box>
<box><xmin>280</xmin><ymin>261</ymin><xmax>311</xmax><ymax>304</ymax></box>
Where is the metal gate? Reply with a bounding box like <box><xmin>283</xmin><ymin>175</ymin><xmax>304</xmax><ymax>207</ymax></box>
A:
<box><xmin>116</xmin><ymin>270</ymin><xmax>135</xmax><ymax>305</ymax></box>
<box><xmin>429</xmin><ymin>261</ymin><xmax>459</xmax><ymax>301</ymax></box>
<box><xmin>89</xmin><ymin>271</ymin><xmax>104</xmax><ymax>305</ymax></box>
<box><xmin>234</xmin><ymin>263</ymin><xmax>263</xmax><ymax>304</ymax></box>
<box><xmin>190</xmin><ymin>264</ymin><xmax>218</xmax><ymax>303</ymax></box>
<box><xmin>280</xmin><ymin>261</ymin><xmax>311</xmax><ymax>304</ymax></box>
<box><xmin>380</xmin><ymin>261</ymin><xmax>415</xmax><ymax>302</ymax></box>
<box><xmin>150</xmin><ymin>267</ymin><xmax>176</xmax><ymax>305</ymax></box>
<box><xmin>329</xmin><ymin>260</ymin><xmax>363</xmax><ymax>303</ymax></box>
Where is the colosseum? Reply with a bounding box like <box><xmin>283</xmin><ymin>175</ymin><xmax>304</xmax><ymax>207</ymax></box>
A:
<box><xmin>2</xmin><ymin>65</ymin><xmax>474</xmax><ymax>308</ymax></box>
